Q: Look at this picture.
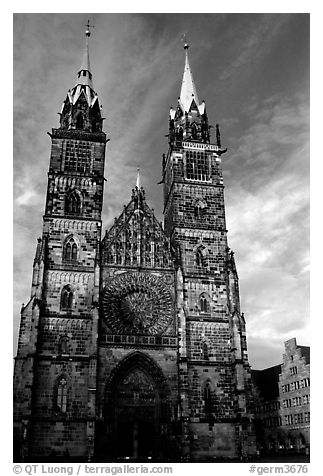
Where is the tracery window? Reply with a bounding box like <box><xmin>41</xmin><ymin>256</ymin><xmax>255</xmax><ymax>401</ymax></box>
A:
<box><xmin>59</xmin><ymin>336</ymin><xmax>70</xmax><ymax>355</ymax></box>
<box><xmin>56</xmin><ymin>377</ymin><xmax>68</xmax><ymax>413</ymax></box>
<box><xmin>194</xmin><ymin>199</ymin><xmax>207</xmax><ymax>219</ymax></box>
<box><xmin>63</xmin><ymin>236</ymin><xmax>78</xmax><ymax>263</ymax></box>
<box><xmin>202</xmin><ymin>341</ymin><xmax>209</xmax><ymax>360</ymax></box>
<box><xmin>200</xmin><ymin>293</ymin><xmax>210</xmax><ymax>313</ymax></box>
<box><xmin>65</xmin><ymin>189</ymin><xmax>82</xmax><ymax>215</ymax></box>
<box><xmin>196</xmin><ymin>246</ymin><xmax>208</xmax><ymax>268</ymax></box>
<box><xmin>64</xmin><ymin>140</ymin><xmax>92</xmax><ymax>173</ymax></box>
<box><xmin>186</xmin><ymin>151</ymin><xmax>210</xmax><ymax>181</ymax></box>
<box><xmin>60</xmin><ymin>285</ymin><xmax>73</xmax><ymax>311</ymax></box>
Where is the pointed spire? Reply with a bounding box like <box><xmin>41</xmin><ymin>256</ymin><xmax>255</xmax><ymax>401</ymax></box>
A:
<box><xmin>179</xmin><ymin>42</ymin><xmax>200</xmax><ymax>112</ymax></box>
<box><xmin>136</xmin><ymin>168</ymin><xmax>140</xmax><ymax>189</ymax></box>
<box><xmin>80</xmin><ymin>31</ymin><xmax>91</xmax><ymax>74</ymax></box>
<box><xmin>76</xmin><ymin>20</ymin><xmax>94</xmax><ymax>89</ymax></box>
<box><xmin>59</xmin><ymin>21</ymin><xmax>104</xmax><ymax>132</ymax></box>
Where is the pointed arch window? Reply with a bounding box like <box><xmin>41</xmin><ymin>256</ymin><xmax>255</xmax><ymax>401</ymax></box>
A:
<box><xmin>194</xmin><ymin>199</ymin><xmax>207</xmax><ymax>219</ymax></box>
<box><xmin>202</xmin><ymin>342</ymin><xmax>209</xmax><ymax>361</ymax></box>
<box><xmin>200</xmin><ymin>293</ymin><xmax>210</xmax><ymax>313</ymax></box>
<box><xmin>177</xmin><ymin>126</ymin><xmax>183</xmax><ymax>141</ymax></box>
<box><xmin>191</xmin><ymin>123</ymin><xmax>198</xmax><ymax>139</ymax></box>
<box><xmin>59</xmin><ymin>336</ymin><xmax>70</xmax><ymax>355</ymax></box>
<box><xmin>115</xmin><ymin>242</ymin><xmax>123</xmax><ymax>264</ymax></box>
<box><xmin>60</xmin><ymin>285</ymin><xmax>73</xmax><ymax>311</ymax></box>
<box><xmin>203</xmin><ymin>380</ymin><xmax>213</xmax><ymax>415</ymax></box>
<box><xmin>56</xmin><ymin>377</ymin><xmax>68</xmax><ymax>413</ymax></box>
<box><xmin>76</xmin><ymin>114</ymin><xmax>84</xmax><ymax>129</ymax></box>
<box><xmin>66</xmin><ymin>190</ymin><xmax>82</xmax><ymax>215</ymax></box>
<box><xmin>196</xmin><ymin>246</ymin><xmax>208</xmax><ymax>268</ymax></box>
<box><xmin>63</xmin><ymin>236</ymin><xmax>78</xmax><ymax>263</ymax></box>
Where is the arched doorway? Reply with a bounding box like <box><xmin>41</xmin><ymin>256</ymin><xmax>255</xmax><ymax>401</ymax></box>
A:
<box><xmin>102</xmin><ymin>352</ymin><xmax>171</xmax><ymax>461</ymax></box>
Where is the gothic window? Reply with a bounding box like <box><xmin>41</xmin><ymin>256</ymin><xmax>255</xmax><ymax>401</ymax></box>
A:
<box><xmin>56</xmin><ymin>377</ymin><xmax>68</xmax><ymax>413</ymax></box>
<box><xmin>200</xmin><ymin>293</ymin><xmax>210</xmax><ymax>313</ymax></box>
<box><xmin>115</xmin><ymin>241</ymin><xmax>122</xmax><ymax>264</ymax></box>
<box><xmin>63</xmin><ymin>236</ymin><xmax>78</xmax><ymax>263</ymax></box>
<box><xmin>64</xmin><ymin>140</ymin><xmax>92</xmax><ymax>173</ymax></box>
<box><xmin>59</xmin><ymin>336</ymin><xmax>69</xmax><ymax>355</ymax></box>
<box><xmin>76</xmin><ymin>114</ymin><xmax>84</xmax><ymax>129</ymax></box>
<box><xmin>145</xmin><ymin>253</ymin><xmax>151</xmax><ymax>266</ymax></box>
<box><xmin>196</xmin><ymin>246</ymin><xmax>208</xmax><ymax>268</ymax></box>
<box><xmin>186</xmin><ymin>151</ymin><xmax>210</xmax><ymax>181</ymax></box>
<box><xmin>177</xmin><ymin>126</ymin><xmax>183</xmax><ymax>140</ymax></box>
<box><xmin>60</xmin><ymin>285</ymin><xmax>73</xmax><ymax>311</ymax></box>
<box><xmin>194</xmin><ymin>199</ymin><xmax>207</xmax><ymax>219</ymax></box>
<box><xmin>191</xmin><ymin>123</ymin><xmax>198</xmax><ymax>139</ymax></box>
<box><xmin>202</xmin><ymin>341</ymin><xmax>209</xmax><ymax>360</ymax></box>
<box><xmin>66</xmin><ymin>190</ymin><xmax>82</xmax><ymax>215</ymax></box>
<box><xmin>203</xmin><ymin>380</ymin><xmax>213</xmax><ymax>415</ymax></box>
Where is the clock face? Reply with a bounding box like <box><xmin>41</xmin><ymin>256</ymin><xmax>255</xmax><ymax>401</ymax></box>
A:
<box><xmin>102</xmin><ymin>272</ymin><xmax>174</xmax><ymax>335</ymax></box>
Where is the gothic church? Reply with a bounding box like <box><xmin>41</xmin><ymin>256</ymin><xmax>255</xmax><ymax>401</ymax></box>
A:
<box><xmin>14</xmin><ymin>27</ymin><xmax>256</xmax><ymax>462</ymax></box>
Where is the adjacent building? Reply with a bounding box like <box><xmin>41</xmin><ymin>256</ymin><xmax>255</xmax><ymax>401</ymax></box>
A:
<box><xmin>252</xmin><ymin>338</ymin><xmax>310</xmax><ymax>455</ymax></box>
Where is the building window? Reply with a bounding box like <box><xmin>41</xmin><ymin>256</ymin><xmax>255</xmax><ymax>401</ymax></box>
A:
<box><xmin>196</xmin><ymin>246</ymin><xmax>208</xmax><ymax>268</ymax></box>
<box><xmin>282</xmin><ymin>383</ymin><xmax>290</xmax><ymax>393</ymax></box>
<box><xmin>64</xmin><ymin>140</ymin><xmax>92</xmax><ymax>173</ymax></box>
<box><xmin>59</xmin><ymin>336</ymin><xmax>69</xmax><ymax>355</ymax></box>
<box><xmin>60</xmin><ymin>285</ymin><xmax>73</xmax><ymax>310</ymax></box>
<box><xmin>200</xmin><ymin>293</ymin><xmax>210</xmax><ymax>313</ymax></box>
<box><xmin>202</xmin><ymin>342</ymin><xmax>209</xmax><ymax>361</ymax></box>
<box><xmin>63</xmin><ymin>236</ymin><xmax>78</xmax><ymax>263</ymax></box>
<box><xmin>56</xmin><ymin>377</ymin><xmax>68</xmax><ymax>413</ymax></box>
<box><xmin>186</xmin><ymin>151</ymin><xmax>210</xmax><ymax>181</ymax></box>
<box><xmin>66</xmin><ymin>190</ymin><xmax>82</xmax><ymax>215</ymax></box>
<box><xmin>303</xmin><ymin>394</ymin><xmax>310</xmax><ymax>405</ymax></box>
<box><xmin>304</xmin><ymin>412</ymin><xmax>310</xmax><ymax>423</ymax></box>
<box><xmin>203</xmin><ymin>381</ymin><xmax>212</xmax><ymax>415</ymax></box>
<box><xmin>290</xmin><ymin>366</ymin><xmax>298</xmax><ymax>376</ymax></box>
<box><xmin>300</xmin><ymin>378</ymin><xmax>310</xmax><ymax>388</ymax></box>
<box><xmin>194</xmin><ymin>199</ymin><xmax>207</xmax><ymax>219</ymax></box>
<box><xmin>285</xmin><ymin>414</ymin><xmax>293</xmax><ymax>425</ymax></box>
<box><xmin>292</xmin><ymin>397</ymin><xmax>301</xmax><ymax>407</ymax></box>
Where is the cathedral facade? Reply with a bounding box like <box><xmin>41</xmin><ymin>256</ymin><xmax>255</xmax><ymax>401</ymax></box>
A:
<box><xmin>14</xmin><ymin>29</ymin><xmax>256</xmax><ymax>462</ymax></box>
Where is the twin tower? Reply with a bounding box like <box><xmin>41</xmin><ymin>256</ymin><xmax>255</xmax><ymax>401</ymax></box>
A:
<box><xmin>14</xmin><ymin>29</ymin><xmax>256</xmax><ymax>462</ymax></box>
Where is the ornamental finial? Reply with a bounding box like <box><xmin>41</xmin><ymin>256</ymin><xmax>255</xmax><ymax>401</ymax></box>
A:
<box><xmin>136</xmin><ymin>168</ymin><xmax>140</xmax><ymax>189</ymax></box>
<box><xmin>181</xmin><ymin>33</ymin><xmax>189</xmax><ymax>50</ymax></box>
<box><xmin>85</xmin><ymin>19</ymin><xmax>94</xmax><ymax>37</ymax></box>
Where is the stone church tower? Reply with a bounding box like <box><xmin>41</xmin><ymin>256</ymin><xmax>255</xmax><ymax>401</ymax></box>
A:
<box><xmin>14</xmin><ymin>30</ymin><xmax>255</xmax><ymax>462</ymax></box>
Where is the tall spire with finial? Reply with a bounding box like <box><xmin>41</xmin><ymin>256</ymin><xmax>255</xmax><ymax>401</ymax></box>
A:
<box><xmin>59</xmin><ymin>20</ymin><xmax>103</xmax><ymax>133</ymax></box>
<box><xmin>168</xmin><ymin>38</ymin><xmax>210</xmax><ymax>144</ymax></box>
<box><xmin>179</xmin><ymin>41</ymin><xmax>200</xmax><ymax>112</ymax></box>
<box><xmin>77</xmin><ymin>20</ymin><xmax>94</xmax><ymax>89</ymax></box>
<box><xmin>136</xmin><ymin>168</ymin><xmax>141</xmax><ymax>189</ymax></box>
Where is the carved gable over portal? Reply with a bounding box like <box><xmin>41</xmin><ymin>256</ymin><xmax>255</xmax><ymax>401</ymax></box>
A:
<box><xmin>101</xmin><ymin>187</ymin><xmax>174</xmax><ymax>269</ymax></box>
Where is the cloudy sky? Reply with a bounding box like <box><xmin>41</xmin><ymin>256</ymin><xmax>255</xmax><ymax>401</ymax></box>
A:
<box><xmin>13</xmin><ymin>13</ymin><xmax>309</xmax><ymax>369</ymax></box>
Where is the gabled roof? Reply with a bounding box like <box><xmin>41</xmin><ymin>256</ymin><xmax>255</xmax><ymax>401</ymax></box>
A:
<box><xmin>102</xmin><ymin>187</ymin><xmax>174</xmax><ymax>270</ymax></box>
